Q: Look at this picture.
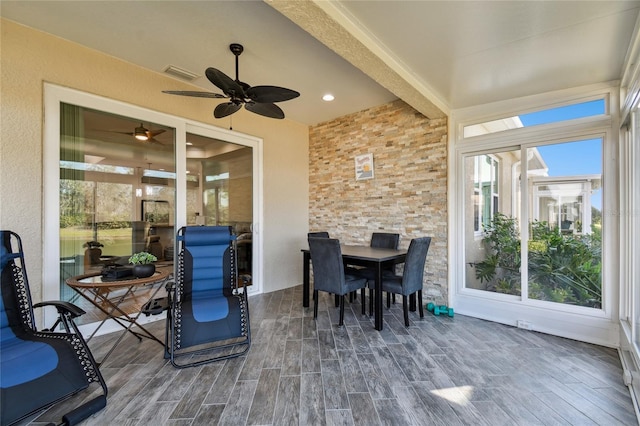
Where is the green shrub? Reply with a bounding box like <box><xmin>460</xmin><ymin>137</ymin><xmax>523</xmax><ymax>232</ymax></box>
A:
<box><xmin>472</xmin><ymin>214</ymin><xmax>601</xmax><ymax>307</ymax></box>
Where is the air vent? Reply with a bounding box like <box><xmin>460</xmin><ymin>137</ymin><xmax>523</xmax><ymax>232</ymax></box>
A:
<box><xmin>163</xmin><ymin>65</ymin><xmax>199</xmax><ymax>81</ymax></box>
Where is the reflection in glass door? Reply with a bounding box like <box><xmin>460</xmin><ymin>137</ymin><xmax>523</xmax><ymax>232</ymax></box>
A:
<box><xmin>59</xmin><ymin>104</ymin><xmax>175</xmax><ymax>315</ymax></box>
<box><xmin>186</xmin><ymin>133</ymin><xmax>253</xmax><ymax>283</ymax></box>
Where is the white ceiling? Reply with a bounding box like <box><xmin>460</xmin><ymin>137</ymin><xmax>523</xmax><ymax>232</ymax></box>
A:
<box><xmin>2</xmin><ymin>0</ymin><xmax>639</xmax><ymax>125</ymax></box>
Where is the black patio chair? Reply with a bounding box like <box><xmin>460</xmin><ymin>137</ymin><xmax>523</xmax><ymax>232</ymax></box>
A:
<box><xmin>165</xmin><ymin>226</ymin><xmax>251</xmax><ymax>368</ymax></box>
<box><xmin>0</xmin><ymin>230</ymin><xmax>108</xmax><ymax>425</ymax></box>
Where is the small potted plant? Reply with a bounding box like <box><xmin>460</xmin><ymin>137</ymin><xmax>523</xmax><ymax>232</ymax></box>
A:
<box><xmin>128</xmin><ymin>251</ymin><xmax>158</xmax><ymax>278</ymax></box>
<box><xmin>83</xmin><ymin>241</ymin><xmax>104</xmax><ymax>265</ymax></box>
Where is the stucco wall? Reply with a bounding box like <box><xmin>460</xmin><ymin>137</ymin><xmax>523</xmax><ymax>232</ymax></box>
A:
<box><xmin>0</xmin><ymin>19</ymin><xmax>309</xmax><ymax>306</ymax></box>
<box><xmin>309</xmin><ymin>100</ymin><xmax>449</xmax><ymax>302</ymax></box>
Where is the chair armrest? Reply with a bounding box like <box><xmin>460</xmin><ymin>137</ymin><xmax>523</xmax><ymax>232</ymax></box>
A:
<box><xmin>33</xmin><ymin>300</ymin><xmax>86</xmax><ymax>319</ymax></box>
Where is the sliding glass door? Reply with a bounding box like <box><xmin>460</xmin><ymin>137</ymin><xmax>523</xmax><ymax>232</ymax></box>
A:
<box><xmin>185</xmin><ymin>131</ymin><xmax>254</xmax><ymax>283</ymax></box>
<box><xmin>46</xmin><ymin>85</ymin><xmax>263</xmax><ymax>329</ymax></box>
<box><xmin>526</xmin><ymin>140</ymin><xmax>602</xmax><ymax>308</ymax></box>
<box><xmin>464</xmin><ymin>149</ymin><xmax>521</xmax><ymax>295</ymax></box>
<box><xmin>463</xmin><ymin>139</ymin><xmax>603</xmax><ymax>310</ymax></box>
<box><xmin>454</xmin><ymin>92</ymin><xmax>615</xmax><ymax>344</ymax></box>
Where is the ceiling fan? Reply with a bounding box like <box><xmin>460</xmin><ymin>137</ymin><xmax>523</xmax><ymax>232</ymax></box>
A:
<box><xmin>109</xmin><ymin>123</ymin><xmax>166</xmax><ymax>145</ymax></box>
<box><xmin>163</xmin><ymin>43</ymin><xmax>300</xmax><ymax>119</ymax></box>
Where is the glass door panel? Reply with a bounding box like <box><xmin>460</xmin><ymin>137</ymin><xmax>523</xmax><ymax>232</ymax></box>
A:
<box><xmin>464</xmin><ymin>149</ymin><xmax>521</xmax><ymax>295</ymax></box>
<box><xmin>59</xmin><ymin>104</ymin><xmax>175</xmax><ymax>314</ymax></box>
<box><xmin>526</xmin><ymin>139</ymin><xmax>602</xmax><ymax>308</ymax></box>
<box><xmin>186</xmin><ymin>132</ymin><xmax>253</xmax><ymax>281</ymax></box>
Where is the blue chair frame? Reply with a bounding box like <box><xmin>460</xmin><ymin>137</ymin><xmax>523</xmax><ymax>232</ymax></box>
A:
<box><xmin>1</xmin><ymin>230</ymin><xmax>107</xmax><ymax>425</ymax></box>
<box><xmin>165</xmin><ymin>226</ymin><xmax>251</xmax><ymax>368</ymax></box>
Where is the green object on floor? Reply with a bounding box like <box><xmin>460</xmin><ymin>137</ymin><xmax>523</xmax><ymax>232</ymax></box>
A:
<box><xmin>426</xmin><ymin>302</ymin><xmax>454</xmax><ymax>317</ymax></box>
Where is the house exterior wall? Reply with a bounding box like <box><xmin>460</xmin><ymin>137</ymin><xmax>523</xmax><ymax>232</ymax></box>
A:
<box><xmin>309</xmin><ymin>100</ymin><xmax>449</xmax><ymax>302</ymax></box>
<box><xmin>0</xmin><ymin>19</ymin><xmax>309</xmax><ymax>308</ymax></box>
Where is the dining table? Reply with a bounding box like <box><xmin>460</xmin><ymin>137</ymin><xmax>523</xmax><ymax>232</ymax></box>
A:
<box><xmin>301</xmin><ymin>244</ymin><xmax>407</xmax><ymax>331</ymax></box>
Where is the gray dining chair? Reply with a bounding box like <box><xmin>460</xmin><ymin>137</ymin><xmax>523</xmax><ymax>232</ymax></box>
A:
<box><xmin>308</xmin><ymin>237</ymin><xmax>368</xmax><ymax>326</ymax></box>
<box><xmin>307</xmin><ymin>231</ymin><xmax>332</xmax><ymax>304</ymax></box>
<box><xmin>346</xmin><ymin>232</ymin><xmax>400</xmax><ymax>314</ymax></box>
<box><xmin>307</xmin><ymin>231</ymin><xmax>330</xmax><ymax>240</ymax></box>
<box><xmin>380</xmin><ymin>236</ymin><xmax>432</xmax><ymax>326</ymax></box>
<box><xmin>371</xmin><ymin>232</ymin><xmax>401</xmax><ymax>250</ymax></box>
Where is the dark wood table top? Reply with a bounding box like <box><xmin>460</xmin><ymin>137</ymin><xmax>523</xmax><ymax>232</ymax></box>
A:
<box><xmin>302</xmin><ymin>244</ymin><xmax>407</xmax><ymax>262</ymax></box>
<box><xmin>66</xmin><ymin>269</ymin><xmax>170</xmax><ymax>289</ymax></box>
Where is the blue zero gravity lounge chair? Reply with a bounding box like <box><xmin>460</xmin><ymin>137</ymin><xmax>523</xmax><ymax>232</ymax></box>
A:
<box><xmin>165</xmin><ymin>226</ymin><xmax>251</xmax><ymax>368</ymax></box>
<box><xmin>0</xmin><ymin>230</ymin><xmax>107</xmax><ymax>426</ymax></box>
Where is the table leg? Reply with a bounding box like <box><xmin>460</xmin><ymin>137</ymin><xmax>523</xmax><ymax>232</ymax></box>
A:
<box><xmin>303</xmin><ymin>251</ymin><xmax>310</xmax><ymax>307</ymax></box>
<box><xmin>72</xmin><ymin>284</ymin><xmax>165</xmax><ymax>365</ymax></box>
<box><xmin>72</xmin><ymin>286</ymin><xmax>136</xmax><ymax>341</ymax></box>
<box><xmin>375</xmin><ymin>263</ymin><xmax>384</xmax><ymax>331</ymax></box>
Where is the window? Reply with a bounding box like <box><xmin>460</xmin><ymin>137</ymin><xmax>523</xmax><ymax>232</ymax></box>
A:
<box><xmin>465</xmin><ymin>149</ymin><xmax>518</xmax><ymax>294</ymax></box>
<box><xmin>473</xmin><ymin>154</ymin><xmax>499</xmax><ymax>233</ymax></box>
<box><xmin>463</xmin><ymin>99</ymin><xmax>606</xmax><ymax>138</ymax></box>
<box><xmin>454</xmin><ymin>89</ymin><xmax>615</xmax><ymax>346</ymax></box>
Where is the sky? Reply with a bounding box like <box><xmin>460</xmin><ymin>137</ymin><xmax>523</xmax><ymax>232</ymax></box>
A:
<box><xmin>519</xmin><ymin>99</ymin><xmax>604</xmax><ymax>209</ymax></box>
<box><xmin>536</xmin><ymin>139</ymin><xmax>602</xmax><ymax>177</ymax></box>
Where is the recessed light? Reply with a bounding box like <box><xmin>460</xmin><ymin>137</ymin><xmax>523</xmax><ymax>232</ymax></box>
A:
<box><xmin>186</xmin><ymin>141</ymin><xmax>193</xmax><ymax>146</ymax></box>
<box><xmin>322</xmin><ymin>94</ymin><xmax>335</xmax><ymax>102</ymax></box>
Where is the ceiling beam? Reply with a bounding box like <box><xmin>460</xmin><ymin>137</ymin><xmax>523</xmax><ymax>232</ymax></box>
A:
<box><xmin>266</xmin><ymin>0</ymin><xmax>447</xmax><ymax>119</ymax></box>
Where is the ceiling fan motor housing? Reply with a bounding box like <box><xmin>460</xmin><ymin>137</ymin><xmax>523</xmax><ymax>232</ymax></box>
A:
<box><xmin>230</xmin><ymin>43</ymin><xmax>244</xmax><ymax>56</ymax></box>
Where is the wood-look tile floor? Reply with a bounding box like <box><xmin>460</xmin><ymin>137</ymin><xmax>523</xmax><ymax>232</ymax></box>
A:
<box><xmin>30</xmin><ymin>285</ymin><xmax>637</xmax><ymax>425</ymax></box>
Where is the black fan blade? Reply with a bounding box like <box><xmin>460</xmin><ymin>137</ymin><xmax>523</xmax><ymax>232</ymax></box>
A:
<box><xmin>214</xmin><ymin>102</ymin><xmax>242</xmax><ymax>118</ymax></box>
<box><xmin>245</xmin><ymin>102</ymin><xmax>284</xmax><ymax>119</ymax></box>
<box><xmin>246</xmin><ymin>86</ymin><xmax>300</xmax><ymax>103</ymax></box>
<box><xmin>162</xmin><ymin>90</ymin><xmax>226</xmax><ymax>99</ymax></box>
<box><xmin>147</xmin><ymin>129</ymin><xmax>166</xmax><ymax>138</ymax></box>
<box><xmin>206</xmin><ymin>68</ymin><xmax>246</xmax><ymax>98</ymax></box>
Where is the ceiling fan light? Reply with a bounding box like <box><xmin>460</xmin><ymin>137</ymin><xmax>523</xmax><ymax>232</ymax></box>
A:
<box><xmin>134</xmin><ymin>124</ymin><xmax>149</xmax><ymax>141</ymax></box>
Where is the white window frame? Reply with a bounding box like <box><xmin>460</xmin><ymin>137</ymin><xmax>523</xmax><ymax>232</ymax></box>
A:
<box><xmin>449</xmin><ymin>83</ymin><xmax>619</xmax><ymax>347</ymax></box>
<box><xmin>619</xmin><ymin>91</ymin><xmax>640</xmax><ymax>413</ymax></box>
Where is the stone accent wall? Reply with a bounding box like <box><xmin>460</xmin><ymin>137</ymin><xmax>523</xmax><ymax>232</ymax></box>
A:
<box><xmin>309</xmin><ymin>100</ymin><xmax>448</xmax><ymax>302</ymax></box>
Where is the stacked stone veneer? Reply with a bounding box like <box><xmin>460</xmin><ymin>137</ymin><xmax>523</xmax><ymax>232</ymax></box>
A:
<box><xmin>309</xmin><ymin>100</ymin><xmax>449</xmax><ymax>303</ymax></box>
